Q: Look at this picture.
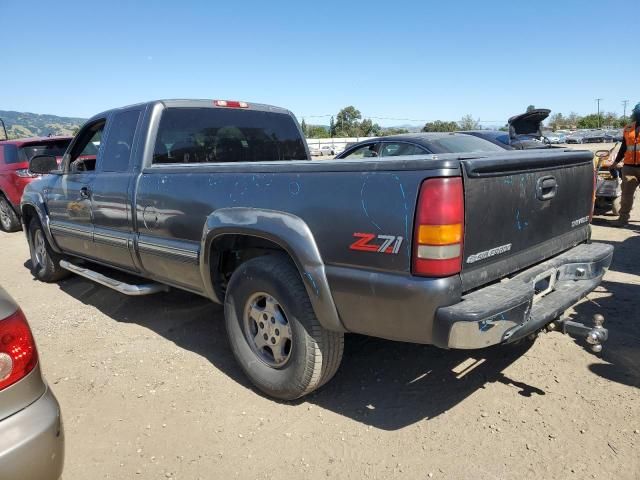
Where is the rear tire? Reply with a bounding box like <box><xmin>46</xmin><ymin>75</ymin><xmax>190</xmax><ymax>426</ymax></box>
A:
<box><xmin>0</xmin><ymin>196</ymin><xmax>21</xmax><ymax>232</ymax></box>
<box><xmin>224</xmin><ymin>254</ymin><xmax>344</xmax><ymax>400</ymax></box>
<box><xmin>28</xmin><ymin>218</ymin><xmax>69</xmax><ymax>282</ymax></box>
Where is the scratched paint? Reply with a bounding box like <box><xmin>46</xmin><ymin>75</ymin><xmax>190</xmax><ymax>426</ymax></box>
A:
<box><xmin>515</xmin><ymin>208</ymin><xmax>529</xmax><ymax>230</ymax></box>
<box><xmin>303</xmin><ymin>272</ymin><xmax>320</xmax><ymax>296</ymax></box>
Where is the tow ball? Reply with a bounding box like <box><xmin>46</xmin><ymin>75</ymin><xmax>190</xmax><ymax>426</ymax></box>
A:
<box><xmin>548</xmin><ymin>314</ymin><xmax>608</xmax><ymax>353</ymax></box>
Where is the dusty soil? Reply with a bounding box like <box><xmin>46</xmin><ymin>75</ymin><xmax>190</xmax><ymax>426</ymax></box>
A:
<box><xmin>0</xmin><ymin>199</ymin><xmax>638</xmax><ymax>479</ymax></box>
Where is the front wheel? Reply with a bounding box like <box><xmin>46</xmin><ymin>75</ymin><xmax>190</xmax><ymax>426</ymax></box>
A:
<box><xmin>224</xmin><ymin>254</ymin><xmax>344</xmax><ymax>400</ymax></box>
<box><xmin>28</xmin><ymin>218</ymin><xmax>69</xmax><ymax>282</ymax></box>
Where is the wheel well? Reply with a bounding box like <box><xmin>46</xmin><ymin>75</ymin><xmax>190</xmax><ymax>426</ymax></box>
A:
<box><xmin>209</xmin><ymin>234</ymin><xmax>290</xmax><ymax>301</ymax></box>
<box><xmin>21</xmin><ymin>204</ymin><xmax>38</xmax><ymax>228</ymax></box>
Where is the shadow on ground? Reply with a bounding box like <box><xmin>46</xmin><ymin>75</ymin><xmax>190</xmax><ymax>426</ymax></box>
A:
<box><xmin>42</xmin><ymin>269</ymin><xmax>545</xmax><ymax>431</ymax></box>
<box><xmin>567</xmin><ymin>231</ymin><xmax>640</xmax><ymax>390</ymax></box>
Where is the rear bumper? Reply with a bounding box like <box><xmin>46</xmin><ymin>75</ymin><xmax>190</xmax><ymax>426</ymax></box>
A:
<box><xmin>0</xmin><ymin>387</ymin><xmax>64</xmax><ymax>480</ymax></box>
<box><xmin>433</xmin><ymin>242</ymin><xmax>613</xmax><ymax>349</ymax></box>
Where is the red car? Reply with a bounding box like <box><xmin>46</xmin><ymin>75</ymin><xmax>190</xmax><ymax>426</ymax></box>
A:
<box><xmin>0</xmin><ymin>136</ymin><xmax>72</xmax><ymax>231</ymax></box>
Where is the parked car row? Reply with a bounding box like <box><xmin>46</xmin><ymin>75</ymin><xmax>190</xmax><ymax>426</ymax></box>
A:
<box><xmin>564</xmin><ymin>129</ymin><xmax>623</xmax><ymax>144</ymax></box>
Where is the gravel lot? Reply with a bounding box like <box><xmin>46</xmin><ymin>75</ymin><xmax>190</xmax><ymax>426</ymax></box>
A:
<box><xmin>0</xmin><ymin>173</ymin><xmax>638</xmax><ymax>479</ymax></box>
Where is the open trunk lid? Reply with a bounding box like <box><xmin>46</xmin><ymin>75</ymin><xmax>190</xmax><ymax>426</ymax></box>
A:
<box><xmin>508</xmin><ymin>109</ymin><xmax>550</xmax><ymax>139</ymax></box>
<box><xmin>460</xmin><ymin>149</ymin><xmax>594</xmax><ymax>291</ymax></box>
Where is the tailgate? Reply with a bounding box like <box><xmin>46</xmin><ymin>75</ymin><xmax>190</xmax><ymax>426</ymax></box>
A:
<box><xmin>460</xmin><ymin>150</ymin><xmax>594</xmax><ymax>291</ymax></box>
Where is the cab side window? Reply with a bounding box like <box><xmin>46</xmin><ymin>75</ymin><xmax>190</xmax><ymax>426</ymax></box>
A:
<box><xmin>67</xmin><ymin>120</ymin><xmax>106</xmax><ymax>173</ymax></box>
<box><xmin>342</xmin><ymin>144</ymin><xmax>379</xmax><ymax>159</ymax></box>
<box><xmin>101</xmin><ymin>110</ymin><xmax>140</xmax><ymax>172</ymax></box>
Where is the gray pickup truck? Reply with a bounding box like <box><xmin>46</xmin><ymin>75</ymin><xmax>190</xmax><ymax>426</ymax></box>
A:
<box><xmin>22</xmin><ymin>99</ymin><xmax>613</xmax><ymax>400</ymax></box>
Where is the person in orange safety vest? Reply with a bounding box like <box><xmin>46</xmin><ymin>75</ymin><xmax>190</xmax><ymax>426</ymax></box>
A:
<box><xmin>613</xmin><ymin>102</ymin><xmax>640</xmax><ymax>226</ymax></box>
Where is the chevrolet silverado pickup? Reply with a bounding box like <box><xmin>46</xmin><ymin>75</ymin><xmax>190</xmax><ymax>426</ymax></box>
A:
<box><xmin>21</xmin><ymin>99</ymin><xmax>613</xmax><ymax>400</ymax></box>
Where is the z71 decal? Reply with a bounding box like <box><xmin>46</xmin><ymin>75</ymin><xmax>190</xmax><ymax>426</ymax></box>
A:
<box><xmin>350</xmin><ymin>233</ymin><xmax>404</xmax><ymax>254</ymax></box>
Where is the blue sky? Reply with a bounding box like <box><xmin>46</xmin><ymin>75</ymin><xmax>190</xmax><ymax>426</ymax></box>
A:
<box><xmin>1</xmin><ymin>0</ymin><xmax>632</xmax><ymax>127</ymax></box>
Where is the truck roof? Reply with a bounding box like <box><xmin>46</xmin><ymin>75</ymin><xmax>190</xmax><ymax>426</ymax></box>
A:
<box><xmin>87</xmin><ymin>99</ymin><xmax>292</xmax><ymax>123</ymax></box>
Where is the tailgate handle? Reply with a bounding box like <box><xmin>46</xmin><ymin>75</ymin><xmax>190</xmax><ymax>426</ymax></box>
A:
<box><xmin>537</xmin><ymin>176</ymin><xmax>557</xmax><ymax>200</ymax></box>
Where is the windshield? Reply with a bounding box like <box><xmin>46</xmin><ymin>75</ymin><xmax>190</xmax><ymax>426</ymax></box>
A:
<box><xmin>18</xmin><ymin>140</ymin><xmax>71</xmax><ymax>162</ymax></box>
<box><xmin>426</xmin><ymin>135</ymin><xmax>505</xmax><ymax>154</ymax></box>
<box><xmin>153</xmin><ymin>107</ymin><xmax>307</xmax><ymax>164</ymax></box>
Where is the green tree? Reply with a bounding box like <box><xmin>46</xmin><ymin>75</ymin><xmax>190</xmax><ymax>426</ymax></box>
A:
<box><xmin>335</xmin><ymin>106</ymin><xmax>362</xmax><ymax>136</ymax></box>
<box><xmin>306</xmin><ymin>125</ymin><xmax>330</xmax><ymax>138</ymax></box>
<box><xmin>576</xmin><ymin>114</ymin><xmax>601</xmax><ymax>129</ymax></box>
<box><xmin>548</xmin><ymin>113</ymin><xmax>564</xmax><ymax>130</ymax></box>
<box><xmin>526</xmin><ymin>105</ymin><xmax>536</xmax><ymax>113</ymax></box>
<box><xmin>300</xmin><ymin>119</ymin><xmax>308</xmax><ymax>137</ymax></box>
<box><xmin>359</xmin><ymin>118</ymin><xmax>382</xmax><ymax>136</ymax></box>
<box><xmin>458</xmin><ymin>114</ymin><xmax>480</xmax><ymax>130</ymax></box>
<box><xmin>566</xmin><ymin>112</ymin><xmax>579</xmax><ymax>128</ymax></box>
<box><xmin>422</xmin><ymin>120</ymin><xmax>458</xmax><ymax>132</ymax></box>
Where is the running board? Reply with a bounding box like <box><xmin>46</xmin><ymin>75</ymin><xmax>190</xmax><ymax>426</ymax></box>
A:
<box><xmin>59</xmin><ymin>260</ymin><xmax>169</xmax><ymax>296</ymax></box>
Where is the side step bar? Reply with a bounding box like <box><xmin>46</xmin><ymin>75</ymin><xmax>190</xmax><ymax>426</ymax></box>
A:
<box><xmin>59</xmin><ymin>260</ymin><xmax>169</xmax><ymax>296</ymax></box>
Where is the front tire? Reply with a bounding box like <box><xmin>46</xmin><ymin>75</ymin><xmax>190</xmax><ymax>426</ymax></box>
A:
<box><xmin>0</xmin><ymin>196</ymin><xmax>21</xmax><ymax>232</ymax></box>
<box><xmin>28</xmin><ymin>218</ymin><xmax>69</xmax><ymax>282</ymax></box>
<box><xmin>224</xmin><ymin>254</ymin><xmax>344</xmax><ymax>400</ymax></box>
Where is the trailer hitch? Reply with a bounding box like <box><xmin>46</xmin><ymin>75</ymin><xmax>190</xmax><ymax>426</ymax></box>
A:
<box><xmin>549</xmin><ymin>314</ymin><xmax>608</xmax><ymax>353</ymax></box>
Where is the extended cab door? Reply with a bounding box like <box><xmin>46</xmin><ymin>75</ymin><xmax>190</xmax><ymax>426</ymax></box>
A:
<box><xmin>90</xmin><ymin>108</ymin><xmax>143</xmax><ymax>271</ymax></box>
<box><xmin>47</xmin><ymin>119</ymin><xmax>105</xmax><ymax>257</ymax></box>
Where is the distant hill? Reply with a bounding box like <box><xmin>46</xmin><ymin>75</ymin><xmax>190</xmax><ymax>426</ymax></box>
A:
<box><xmin>0</xmin><ymin>110</ymin><xmax>86</xmax><ymax>140</ymax></box>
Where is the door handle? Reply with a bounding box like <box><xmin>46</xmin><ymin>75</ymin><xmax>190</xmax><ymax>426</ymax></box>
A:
<box><xmin>79</xmin><ymin>187</ymin><xmax>90</xmax><ymax>199</ymax></box>
<box><xmin>536</xmin><ymin>176</ymin><xmax>557</xmax><ymax>200</ymax></box>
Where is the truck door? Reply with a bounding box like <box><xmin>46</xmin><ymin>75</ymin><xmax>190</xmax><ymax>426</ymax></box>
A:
<box><xmin>89</xmin><ymin>108</ymin><xmax>143</xmax><ymax>271</ymax></box>
<box><xmin>47</xmin><ymin>119</ymin><xmax>105</xmax><ymax>257</ymax></box>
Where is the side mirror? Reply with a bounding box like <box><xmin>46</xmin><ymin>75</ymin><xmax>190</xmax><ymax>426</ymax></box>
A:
<box><xmin>29</xmin><ymin>155</ymin><xmax>59</xmax><ymax>175</ymax></box>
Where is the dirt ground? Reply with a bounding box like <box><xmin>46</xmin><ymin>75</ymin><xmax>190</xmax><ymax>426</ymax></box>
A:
<box><xmin>1</xmin><ymin>184</ymin><xmax>638</xmax><ymax>479</ymax></box>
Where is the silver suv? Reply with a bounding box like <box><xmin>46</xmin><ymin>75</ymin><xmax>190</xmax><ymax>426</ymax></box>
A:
<box><xmin>0</xmin><ymin>286</ymin><xmax>64</xmax><ymax>479</ymax></box>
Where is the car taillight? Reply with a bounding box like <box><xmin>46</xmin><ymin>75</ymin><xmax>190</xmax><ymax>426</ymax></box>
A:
<box><xmin>213</xmin><ymin>100</ymin><xmax>248</xmax><ymax>108</ymax></box>
<box><xmin>412</xmin><ymin>177</ymin><xmax>464</xmax><ymax>277</ymax></box>
<box><xmin>0</xmin><ymin>309</ymin><xmax>38</xmax><ymax>391</ymax></box>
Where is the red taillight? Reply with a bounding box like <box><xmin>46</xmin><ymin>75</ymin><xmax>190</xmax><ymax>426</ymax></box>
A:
<box><xmin>412</xmin><ymin>177</ymin><xmax>464</xmax><ymax>277</ymax></box>
<box><xmin>0</xmin><ymin>309</ymin><xmax>38</xmax><ymax>391</ymax></box>
<box><xmin>213</xmin><ymin>100</ymin><xmax>248</xmax><ymax>108</ymax></box>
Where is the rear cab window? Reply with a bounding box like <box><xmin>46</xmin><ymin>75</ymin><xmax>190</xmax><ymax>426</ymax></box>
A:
<box><xmin>152</xmin><ymin>107</ymin><xmax>308</xmax><ymax>164</ymax></box>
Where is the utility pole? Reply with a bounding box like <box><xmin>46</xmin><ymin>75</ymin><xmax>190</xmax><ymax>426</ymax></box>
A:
<box><xmin>622</xmin><ymin>100</ymin><xmax>629</xmax><ymax>122</ymax></box>
<box><xmin>595</xmin><ymin>98</ymin><xmax>603</xmax><ymax>128</ymax></box>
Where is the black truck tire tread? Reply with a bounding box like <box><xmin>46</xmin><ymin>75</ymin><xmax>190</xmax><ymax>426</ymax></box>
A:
<box><xmin>224</xmin><ymin>254</ymin><xmax>343</xmax><ymax>400</ymax></box>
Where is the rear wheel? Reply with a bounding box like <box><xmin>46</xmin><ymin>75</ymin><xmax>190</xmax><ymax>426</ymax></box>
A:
<box><xmin>0</xmin><ymin>196</ymin><xmax>20</xmax><ymax>232</ymax></box>
<box><xmin>224</xmin><ymin>254</ymin><xmax>344</xmax><ymax>400</ymax></box>
<box><xmin>28</xmin><ymin>218</ymin><xmax>69</xmax><ymax>282</ymax></box>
